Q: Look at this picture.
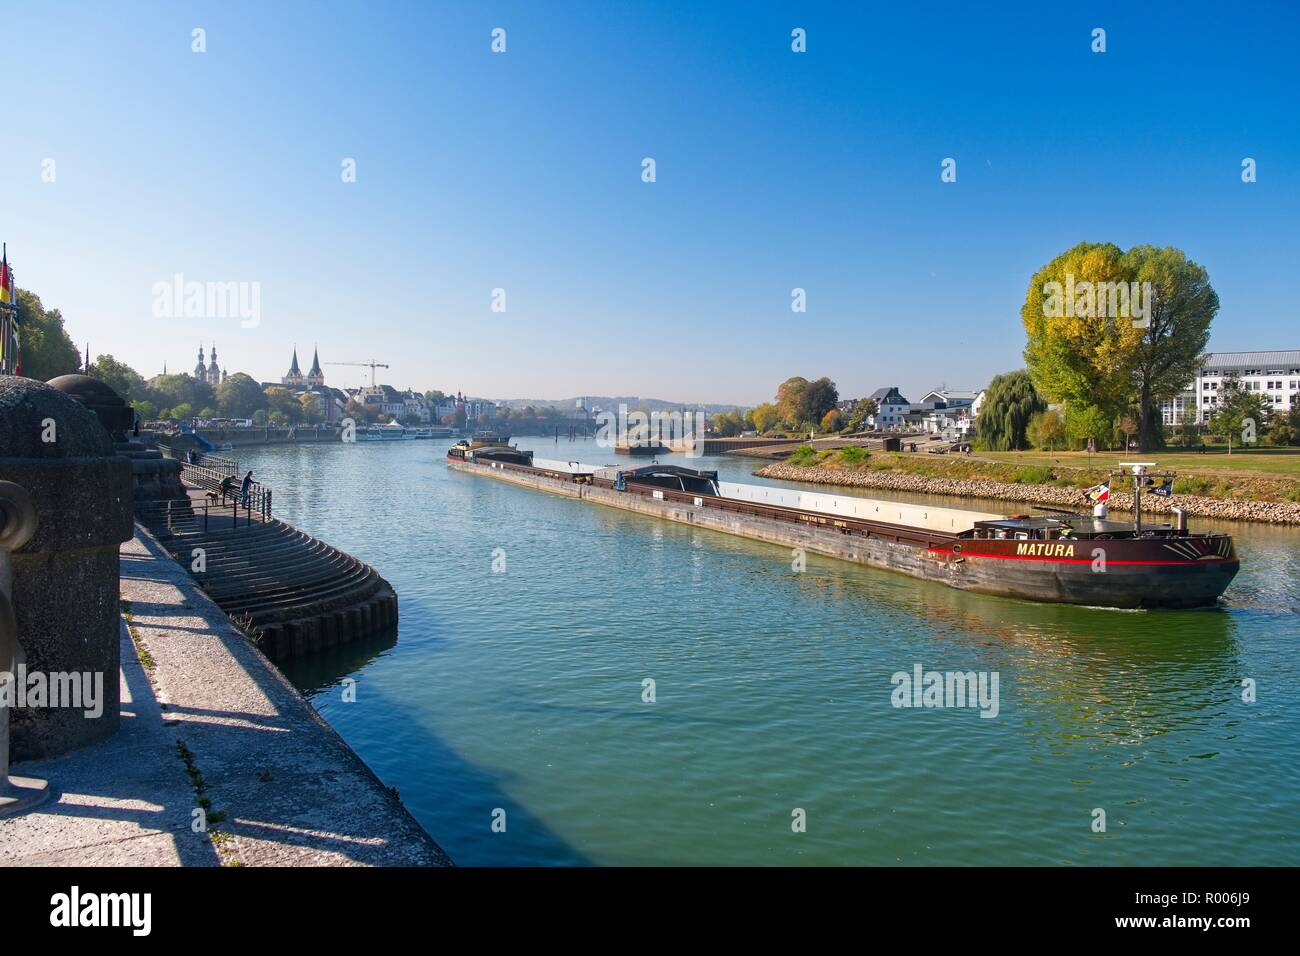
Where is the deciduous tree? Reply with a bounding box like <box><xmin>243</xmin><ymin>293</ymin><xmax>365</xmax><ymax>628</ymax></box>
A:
<box><xmin>88</xmin><ymin>354</ymin><xmax>145</xmax><ymax>400</ymax></box>
<box><xmin>1208</xmin><ymin>375</ymin><xmax>1270</xmax><ymax>453</ymax></box>
<box><xmin>1022</xmin><ymin>242</ymin><xmax>1217</xmax><ymax>452</ymax></box>
<box><xmin>217</xmin><ymin>372</ymin><xmax>267</xmax><ymax>418</ymax></box>
<box><xmin>1022</xmin><ymin>243</ymin><xmax>1136</xmax><ymax>424</ymax></box>
<box><xmin>13</xmin><ymin>289</ymin><xmax>80</xmax><ymax>381</ymax></box>
<box><xmin>1121</xmin><ymin>245</ymin><xmax>1217</xmax><ymax>451</ymax></box>
<box><xmin>1027</xmin><ymin>408</ymin><xmax>1067</xmax><ymax>451</ymax></box>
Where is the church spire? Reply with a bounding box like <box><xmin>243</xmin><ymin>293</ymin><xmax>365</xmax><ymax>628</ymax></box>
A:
<box><xmin>307</xmin><ymin>344</ymin><xmax>323</xmax><ymax>385</ymax></box>
<box><xmin>283</xmin><ymin>346</ymin><xmax>304</xmax><ymax>386</ymax></box>
<box><xmin>206</xmin><ymin>342</ymin><xmax>221</xmax><ymax>385</ymax></box>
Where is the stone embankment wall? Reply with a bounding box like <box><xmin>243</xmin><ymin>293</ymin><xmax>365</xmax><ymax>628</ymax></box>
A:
<box><xmin>756</xmin><ymin>463</ymin><xmax>1300</xmax><ymax>526</ymax></box>
<box><xmin>197</xmin><ymin>427</ymin><xmax>341</xmax><ymax>448</ymax></box>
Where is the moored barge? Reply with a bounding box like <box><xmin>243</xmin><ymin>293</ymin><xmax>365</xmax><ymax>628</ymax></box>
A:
<box><xmin>448</xmin><ymin>454</ymin><xmax>1238</xmax><ymax>609</ymax></box>
<box><xmin>446</xmin><ymin>432</ymin><xmax>535</xmax><ymax>466</ymax></box>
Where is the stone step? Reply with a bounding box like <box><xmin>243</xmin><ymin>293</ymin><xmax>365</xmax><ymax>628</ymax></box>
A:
<box><xmin>135</xmin><ymin>510</ymin><xmax>397</xmax><ymax>662</ymax></box>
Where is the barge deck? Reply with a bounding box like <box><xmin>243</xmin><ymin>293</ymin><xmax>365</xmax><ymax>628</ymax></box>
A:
<box><xmin>447</xmin><ymin>457</ymin><xmax>1239</xmax><ymax>609</ymax></box>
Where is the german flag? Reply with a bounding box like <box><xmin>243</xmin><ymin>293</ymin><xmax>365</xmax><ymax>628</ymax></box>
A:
<box><xmin>1085</xmin><ymin>481</ymin><xmax>1110</xmax><ymax>503</ymax></box>
<box><xmin>0</xmin><ymin>249</ymin><xmax>11</xmax><ymax>306</ymax></box>
<box><xmin>1</xmin><ymin>245</ymin><xmax>21</xmax><ymax>376</ymax></box>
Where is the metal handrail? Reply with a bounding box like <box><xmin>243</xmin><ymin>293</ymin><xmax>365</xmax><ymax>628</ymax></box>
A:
<box><xmin>195</xmin><ymin>452</ymin><xmax>239</xmax><ymax>473</ymax></box>
<box><xmin>179</xmin><ymin>462</ymin><xmax>272</xmax><ymax>522</ymax></box>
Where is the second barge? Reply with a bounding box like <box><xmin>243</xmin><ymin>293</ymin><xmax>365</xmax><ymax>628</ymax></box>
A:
<box><xmin>447</xmin><ymin>455</ymin><xmax>1239</xmax><ymax>609</ymax></box>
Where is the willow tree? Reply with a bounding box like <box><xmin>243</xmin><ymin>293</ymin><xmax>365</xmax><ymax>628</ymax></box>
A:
<box><xmin>975</xmin><ymin>370</ymin><xmax>1044</xmax><ymax>450</ymax></box>
<box><xmin>1022</xmin><ymin>242</ymin><xmax>1217</xmax><ymax>452</ymax></box>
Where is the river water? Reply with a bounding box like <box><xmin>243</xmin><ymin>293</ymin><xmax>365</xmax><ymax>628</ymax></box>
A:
<box><xmin>235</xmin><ymin>437</ymin><xmax>1300</xmax><ymax>866</ymax></box>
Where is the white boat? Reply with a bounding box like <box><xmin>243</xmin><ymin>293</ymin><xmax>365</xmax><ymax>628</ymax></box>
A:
<box><xmin>357</xmin><ymin>424</ymin><xmax>417</xmax><ymax>442</ymax></box>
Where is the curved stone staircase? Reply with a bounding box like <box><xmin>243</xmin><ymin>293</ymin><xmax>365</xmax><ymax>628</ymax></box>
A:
<box><xmin>135</xmin><ymin>492</ymin><xmax>397</xmax><ymax>662</ymax></box>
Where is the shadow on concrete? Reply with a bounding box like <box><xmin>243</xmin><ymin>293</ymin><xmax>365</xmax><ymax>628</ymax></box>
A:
<box><xmin>4</xmin><ymin>622</ymin><xmax>222</xmax><ymax>867</ymax></box>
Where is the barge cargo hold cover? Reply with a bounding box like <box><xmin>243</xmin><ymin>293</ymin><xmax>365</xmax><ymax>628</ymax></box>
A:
<box><xmin>448</xmin><ymin>456</ymin><xmax>1239</xmax><ymax>609</ymax></box>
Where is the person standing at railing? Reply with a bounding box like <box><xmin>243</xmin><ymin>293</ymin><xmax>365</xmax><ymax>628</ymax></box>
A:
<box><xmin>240</xmin><ymin>469</ymin><xmax>254</xmax><ymax>507</ymax></box>
<box><xmin>219</xmin><ymin>474</ymin><xmax>235</xmax><ymax>504</ymax></box>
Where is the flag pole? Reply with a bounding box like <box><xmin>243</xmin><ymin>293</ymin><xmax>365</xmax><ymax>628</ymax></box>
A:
<box><xmin>1</xmin><ymin>242</ymin><xmax>10</xmax><ymax>375</ymax></box>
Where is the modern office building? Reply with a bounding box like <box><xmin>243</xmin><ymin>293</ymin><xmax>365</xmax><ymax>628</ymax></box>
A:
<box><xmin>1161</xmin><ymin>350</ymin><xmax>1300</xmax><ymax>424</ymax></box>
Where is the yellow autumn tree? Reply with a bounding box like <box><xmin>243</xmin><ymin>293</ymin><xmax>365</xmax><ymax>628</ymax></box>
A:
<box><xmin>1022</xmin><ymin>242</ymin><xmax>1142</xmax><ymax>419</ymax></box>
<box><xmin>1023</xmin><ymin>242</ymin><xmax>1217</xmax><ymax>451</ymax></box>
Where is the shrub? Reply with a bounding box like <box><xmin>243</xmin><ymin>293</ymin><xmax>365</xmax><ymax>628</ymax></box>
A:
<box><xmin>1009</xmin><ymin>465</ymin><xmax>1054</xmax><ymax>484</ymax></box>
<box><xmin>1027</xmin><ymin>409</ymin><xmax>1067</xmax><ymax>451</ymax></box>
<box><xmin>838</xmin><ymin>446</ymin><xmax>868</xmax><ymax>466</ymax></box>
<box><xmin>787</xmin><ymin>445</ymin><xmax>818</xmax><ymax>467</ymax></box>
<box><xmin>1174</xmin><ymin>477</ymin><xmax>1213</xmax><ymax>496</ymax></box>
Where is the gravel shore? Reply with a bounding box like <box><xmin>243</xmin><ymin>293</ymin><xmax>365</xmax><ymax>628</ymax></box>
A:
<box><xmin>755</xmin><ymin>463</ymin><xmax>1300</xmax><ymax>525</ymax></box>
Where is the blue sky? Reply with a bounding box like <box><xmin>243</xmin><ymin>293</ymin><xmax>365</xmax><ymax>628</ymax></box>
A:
<box><xmin>3</xmin><ymin>1</ymin><xmax>1296</xmax><ymax>405</ymax></box>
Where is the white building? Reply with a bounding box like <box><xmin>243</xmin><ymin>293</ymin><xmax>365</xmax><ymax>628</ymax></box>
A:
<box><xmin>867</xmin><ymin>387</ymin><xmax>911</xmax><ymax>429</ymax></box>
<box><xmin>1161</xmin><ymin>350</ymin><xmax>1300</xmax><ymax>425</ymax></box>
<box><xmin>910</xmin><ymin>387</ymin><xmax>984</xmax><ymax>441</ymax></box>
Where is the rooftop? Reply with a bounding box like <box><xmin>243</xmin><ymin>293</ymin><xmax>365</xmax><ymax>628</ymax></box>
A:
<box><xmin>1202</xmin><ymin>350</ymin><xmax>1300</xmax><ymax>369</ymax></box>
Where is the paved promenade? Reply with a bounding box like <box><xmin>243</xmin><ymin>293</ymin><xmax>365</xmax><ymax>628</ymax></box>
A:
<box><xmin>0</xmin><ymin>528</ymin><xmax>451</xmax><ymax>866</ymax></box>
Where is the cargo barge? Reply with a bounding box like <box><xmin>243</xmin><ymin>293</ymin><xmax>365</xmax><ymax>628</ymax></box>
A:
<box><xmin>447</xmin><ymin>454</ymin><xmax>1239</xmax><ymax>609</ymax></box>
<box><xmin>446</xmin><ymin>432</ymin><xmax>534</xmax><ymax>466</ymax></box>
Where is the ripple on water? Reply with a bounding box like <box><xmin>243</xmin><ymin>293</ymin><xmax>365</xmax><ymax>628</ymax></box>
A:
<box><xmin>251</xmin><ymin>440</ymin><xmax>1300</xmax><ymax>865</ymax></box>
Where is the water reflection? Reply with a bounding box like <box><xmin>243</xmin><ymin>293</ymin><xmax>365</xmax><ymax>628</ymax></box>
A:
<box><xmin>235</xmin><ymin>439</ymin><xmax>1300</xmax><ymax>865</ymax></box>
<box><xmin>278</xmin><ymin>625</ymin><xmax>399</xmax><ymax>695</ymax></box>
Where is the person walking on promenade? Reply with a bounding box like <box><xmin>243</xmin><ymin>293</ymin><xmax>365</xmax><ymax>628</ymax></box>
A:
<box><xmin>240</xmin><ymin>469</ymin><xmax>254</xmax><ymax>507</ymax></box>
<box><xmin>218</xmin><ymin>474</ymin><xmax>235</xmax><ymax>504</ymax></box>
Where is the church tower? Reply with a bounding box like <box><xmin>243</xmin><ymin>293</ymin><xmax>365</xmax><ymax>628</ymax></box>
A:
<box><xmin>194</xmin><ymin>344</ymin><xmax>206</xmax><ymax>379</ymax></box>
<box><xmin>283</xmin><ymin>347</ymin><xmax>304</xmax><ymax>387</ymax></box>
<box><xmin>207</xmin><ymin>343</ymin><xmax>221</xmax><ymax>385</ymax></box>
<box><xmin>307</xmin><ymin>346</ymin><xmax>324</xmax><ymax>387</ymax></box>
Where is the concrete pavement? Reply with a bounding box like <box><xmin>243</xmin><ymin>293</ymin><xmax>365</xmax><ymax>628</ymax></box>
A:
<box><xmin>0</xmin><ymin>527</ymin><xmax>451</xmax><ymax>867</ymax></box>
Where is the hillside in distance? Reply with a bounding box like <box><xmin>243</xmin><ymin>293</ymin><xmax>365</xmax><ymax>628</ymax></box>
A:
<box><xmin>491</xmin><ymin>395</ymin><xmax>751</xmax><ymax>414</ymax></box>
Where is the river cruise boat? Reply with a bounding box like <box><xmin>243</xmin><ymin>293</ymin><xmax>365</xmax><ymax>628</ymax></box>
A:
<box><xmin>357</xmin><ymin>423</ymin><xmax>417</xmax><ymax>441</ymax></box>
<box><xmin>447</xmin><ymin>455</ymin><xmax>1238</xmax><ymax>609</ymax></box>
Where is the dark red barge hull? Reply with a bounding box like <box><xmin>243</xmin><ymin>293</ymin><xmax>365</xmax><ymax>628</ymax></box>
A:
<box><xmin>924</xmin><ymin>538</ymin><xmax>1238</xmax><ymax>609</ymax></box>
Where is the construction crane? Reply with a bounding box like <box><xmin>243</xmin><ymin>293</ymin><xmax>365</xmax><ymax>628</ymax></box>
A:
<box><xmin>324</xmin><ymin>360</ymin><xmax>390</xmax><ymax>387</ymax></box>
